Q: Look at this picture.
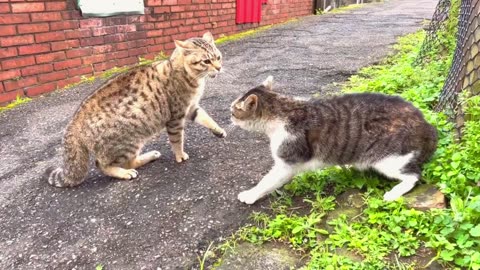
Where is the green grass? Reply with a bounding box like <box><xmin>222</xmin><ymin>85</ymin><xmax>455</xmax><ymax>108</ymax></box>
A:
<box><xmin>213</xmin><ymin>1</ymin><xmax>480</xmax><ymax>269</ymax></box>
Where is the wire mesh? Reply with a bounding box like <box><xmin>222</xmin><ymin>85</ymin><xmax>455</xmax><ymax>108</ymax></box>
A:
<box><xmin>415</xmin><ymin>0</ymin><xmax>452</xmax><ymax>65</ymax></box>
<box><xmin>436</xmin><ymin>0</ymin><xmax>480</xmax><ymax>115</ymax></box>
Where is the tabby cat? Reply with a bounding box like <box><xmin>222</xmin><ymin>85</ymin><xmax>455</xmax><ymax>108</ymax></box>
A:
<box><xmin>47</xmin><ymin>32</ymin><xmax>226</xmax><ymax>187</ymax></box>
<box><xmin>231</xmin><ymin>76</ymin><xmax>437</xmax><ymax>204</ymax></box>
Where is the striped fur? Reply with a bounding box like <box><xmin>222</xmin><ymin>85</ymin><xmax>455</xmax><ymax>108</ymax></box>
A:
<box><xmin>46</xmin><ymin>32</ymin><xmax>225</xmax><ymax>187</ymax></box>
<box><xmin>232</xmin><ymin>76</ymin><xmax>438</xmax><ymax>204</ymax></box>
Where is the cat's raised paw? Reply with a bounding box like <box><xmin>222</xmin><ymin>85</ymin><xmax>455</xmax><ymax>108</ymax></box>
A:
<box><xmin>238</xmin><ymin>190</ymin><xmax>259</xmax><ymax>204</ymax></box>
<box><xmin>383</xmin><ymin>191</ymin><xmax>400</xmax><ymax>202</ymax></box>
<box><xmin>175</xmin><ymin>152</ymin><xmax>190</xmax><ymax>163</ymax></box>
<box><xmin>212</xmin><ymin>128</ymin><xmax>227</xmax><ymax>138</ymax></box>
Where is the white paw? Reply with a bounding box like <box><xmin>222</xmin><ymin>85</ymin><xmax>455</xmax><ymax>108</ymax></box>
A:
<box><xmin>212</xmin><ymin>128</ymin><xmax>227</xmax><ymax>138</ymax></box>
<box><xmin>152</xmin><ymin>151</ymin><xmax>161</xmax><ymax>159</ymax></box>
<box><xmin>175</xmin><ymin>152</ymin><xmax>189</xmax><ymax>163</ymax></box>
<box><xmin>383</xmin><ymin>191</ymin><xmax>400</xmax><ymax>202</ymax></box>
<box><xmin>238</xmin><ymin>190</ymin><xmax>260</xmax><ymax>204</ymax></box>
<box><xmin>125</xmin><ymin>169</ymin><xmax>138</xmax><ymax>180</ymax></box>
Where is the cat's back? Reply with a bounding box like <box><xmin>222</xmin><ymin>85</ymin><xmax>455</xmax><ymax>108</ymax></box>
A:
<box><xmin>67</xmin><ymin>62</ymin><xmax>171</xmax><ymax>136</ymax></box>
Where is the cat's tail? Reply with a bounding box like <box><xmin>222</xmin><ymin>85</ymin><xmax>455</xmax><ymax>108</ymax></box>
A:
<box><xmin>46</xmin><ymin>134</ymin><xmax>89</xmax><ymax>188</ymax></box>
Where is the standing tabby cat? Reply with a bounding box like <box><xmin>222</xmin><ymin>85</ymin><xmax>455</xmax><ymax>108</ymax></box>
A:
<box><xmin>47</xmin><ymin>32</ymin><xmax>226</xmax><ymax>187</ymax></box>
<box><xmin>231</xmin><ymin>76</ymin><xmax>437</xmax><ymax>204</ymax></box>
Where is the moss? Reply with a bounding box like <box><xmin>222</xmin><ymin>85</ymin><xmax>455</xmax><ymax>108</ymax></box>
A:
<box><xmin>0</xmin><ymin>95</ymin><xmax>32</xmax><ymax>113</ymax></box>
<box><xmin>216</xmin><ymin>19</ymin><xmax>298</xmax><ymax>45</ymax></box>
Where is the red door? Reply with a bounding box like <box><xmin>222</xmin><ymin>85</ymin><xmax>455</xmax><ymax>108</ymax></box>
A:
<box><xmin>236</xmin><ymin>0</ymin><xmax>262</xmax><ymax>23</ymax></box>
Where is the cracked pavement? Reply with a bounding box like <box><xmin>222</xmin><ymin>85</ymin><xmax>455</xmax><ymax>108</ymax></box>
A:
<box><xmin>0</xmin><ymin>0</ymin><xmax>436</xmax><ymax>269</ymax></box>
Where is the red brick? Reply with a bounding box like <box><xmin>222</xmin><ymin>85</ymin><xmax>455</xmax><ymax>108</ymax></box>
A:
<box><xmin>54</xmin><ymin>58</ymin><xmax>82</xmax><ymax>70</ymax></box>
<box><xmin>0</xmin><ymin>14</ymin><xmax>30</xmax><ymax>24</ymax></box>
<box><xmin>12</xmin><ymin>2</ymin><xmax>45</xmax><ymax>13</ymax></box>
<box><xmin>61</xmin><ymin>10</ymin><xmax>82</xmax><ymax>20</ymax></box>
<box><xmin>79</xmin><ymin>18</ymin><xmax>103</xmax><ymax>28</ymax></box>
<box><xmin>117</xmin><ymin>56</ymin><xmax>138</xmax><ymax>66</ymax></box>
<box><xmin>115</xmin><ymin>41</ymin><xmax>136</xmax><ymax>51</ymax></box>
<box><xmin>94</xmin><ymin>60</ymin><xmax>116</xmax><ymax>72</ymax></box>
<box><xmin>65</xmin><ymin>29</ymin><xmax>91</xmax><ymax>39</ymax></box>
<box><xmin>93</xmin><ymin>44</ymin><xmax>114</xmax><ymax>54</ymax></box>
<box><xmin>0</xmin><ymin>35</ymin><xmax>34</xmax><ymax>47</ymax></box>
<box><xmin>0</xmin><ymin>3</ymin><xmax>10</xmax><ymax>13</ymax></box>
<box><xmin>31</xmin><ymin>12</ymin><xmax>62</xmax><ymax>22</ymax></box>
<box><xmin>35</xmin><ymin>31</ymin><xmax>65</xmax><ymax>43</ymax></box>
<box><xmin>137</xmin><ymin>23</ymin><xmax>155</xmax><ymax>31</ymax></box>
<box><xmin>66</xmin><ymin>48</ymin><xmax>93</xmax><ymax>58</ymax></box>
<box><xmin>153</xmin><ymin>6</ymin><xmax>170</xmax><ymax>13</ymax></box>
<box><xmin>26</xmin><ymin>83</ymin><xmax>56</xmax><ymax>97</ymax></box>
<box><xmin>116</xmin><ymin>25</ymin><xmax>136</xmax><ymax>32</ymax></box>
<box><xmin>38</xmin><ymin>70</ymin><xmax>67</xmax><ymax>83</ymax></box>
<box><xmin>146</xmin><ymin>0</ymin><xmax>162</xmax><ymax>6</ymax></box>
<box><xmin>128</xmin><ymin>47</ymin><xmax>148</xmax><ymax>57</ymax></box>
<box><xmin>0</xmin><ymin>83</ymin><xmax>3</xmax><ymax>93</ymax></box>
<box><xmin>80</xmin><ymin>36</ymin><xmax>104</xmax><ymax>46</ymax></box>
<box><xmin>163</xmin><ymin>0</ymin><xmax>177</xmax><ymax>5</ymax></box>
<box><xmin>0</xmin><ymin>47</ymin><xmax>17</xmax><ymax>59</ymax></box>
<box><xmin>136</xmin><ymin>39</ymin><xmax>153</xmax><ymax>47</ymax></box>
<box><xmin>21</xmin><ymin>63</ymin><xmax>53</xmax><ymax>76</ymax></box>
<box><xmin>127</xmin><ymin>16</ymin><xmax>144</xmax><ymax>24</ymax></box>
<box><xmin>57</xmin><ymin>76</ymin><xmax>82</xmax><ymax>89</ymax></box>
<box><xmin>4</xmin><ymin>76</ymin><xmax>37</xmax><ymax>91</ymax></box>
<box><xmin>50</xmin><ymin>20</ymin><xmax>79</xmax><ymax>31</ymax></box>
<box><xmin>194</xmin><ymin>11</ymin><xmax>207</xmax><ymax>17</ymax></box>
<box><xmin>193</xmin><ymin>24</ymin><xmax>206</xmax><ymax>31</ymax></box>
<box><xmin>0</xmin><ymin>69</ymin><xmax>20</xmax><ymax>81</ymax></box>
<box><xmin>17</xmin><ymin>23</ymin><xmax>49</xmax><ymax>34</ymax></box>
<box><xmin>1</xmin><ymin>56</ymin><xmax>35</xmax><ymax>70</ymax></box>
<box><xmin>147</xmin><ymin>30</ymin><xmax>163</xmax><ymax>37</ymax></box>
<box><xmin>83</xmin><ymin>54</ymin><xmax>106</xmax><ymax>65</ymax></box>
<box><xmin>127</xmin><ymin>31</ymin><xmax>146</xmax><ymax>40</ymax></box>
<box><xmin>199</xmin><ymin>17</ymin><xmax>210</xmax><ymax>23</ymax></box>
<box><xmin>155</xmin><ymin>21</ymin><xmax>171</xmax><ymax>28</ymax></box>
<box><xmin>45</xmin><ymin>2</ymin><xmax>67</xmax><ymax>11</ymax></box>
<box><xmin>104</xmin><ymin>33</ymin><xmax>126</xmax><ymax>43</ymax></box>
<box><xmin>148</xmin><ymin>44</ymin><xmax>164</xmax><ymax>53</ymax></box>
<box><xmin>51</xmin><ymin>40</ymin><xmax>80</xmax><ymax>51</ymax></box>
<box><xmin>171</xmin><ymin>20</ymin><xmax>185</xmax><ymax>27</ymax></box>
<box><xmin>103</xmin><ymin>17</ymin><xmax>126</xmax><ymax>26</ymax></box>
<box><xmin>0</xmin><ymin>90</ymin><xmax>24</xmax><ymax>104</ymax></box>
<box><xmin>164</xmin><ymin>28</ymin><xmax>178</xmax><ymax>35</ymax></box>
<box><xmin>35</xmin><ymin>51</ymin><xmax>66</xmax><ymax>64</ymax></box>
<box><xmin>178</xmin><ymin>26</ymin><xmax>193</xmax><ymax>33</ymax></box>
<box><xmin>92</xmin><ymin>26</ymin><xmax>117</xmax><ymax>36</ymax></box>
<box><xmin>68</xmin><ymin>65</ymin><xmax>93</xmax><ymax>77</ymax></box>
<box><xmin>0</xmin><ymin>25</ymin><xmax>15</xmax><ymax>36</ymax></box>
<box><xmin>106</xmin><ymin>50</ymin><xmax>129</xmax><ymax>60</ymax></box>
<box><xmin>18</xmin><ymin>44</ymin><xmax>51</xmax><ymax>55</ymax></box>
<box><xmin>171</xmin><ymin>6</ymin><xmax>187</xmax><ymax>12</ymax></box>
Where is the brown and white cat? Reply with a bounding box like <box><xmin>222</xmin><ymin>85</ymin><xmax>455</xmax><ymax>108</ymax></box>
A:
<box><xmin>47</xmin><ymin>32</ymin><xmax>226</xmax><ymax>187</ymax></box>
<box><xmin>231</xmin><ymin>76</ymin><xmax>438</xmax><ymax>204</ymax></box>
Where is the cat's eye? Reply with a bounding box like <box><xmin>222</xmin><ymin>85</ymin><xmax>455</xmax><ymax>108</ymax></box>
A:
<box><xmin>203</xmin><ymin>59</ymin><xmax>212</xmax><ymax>64</ymax></box>
<box><xmin>217</xmin><ymin>56</ymin><xmax>221</xmax><ymax>61</ymax></box>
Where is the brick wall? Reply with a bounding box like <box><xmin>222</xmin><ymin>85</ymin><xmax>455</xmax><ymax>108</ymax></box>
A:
<box><xmin>0</xmin><ymin>0</ymin><xmax>312</xmax><ymax>104</ymax></box>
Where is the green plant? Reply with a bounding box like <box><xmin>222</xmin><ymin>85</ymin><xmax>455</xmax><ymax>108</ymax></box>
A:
<box><xmin>0</xmin><ymin>95</ymin><xmax>32</xmax><ymax>113</ymax></box>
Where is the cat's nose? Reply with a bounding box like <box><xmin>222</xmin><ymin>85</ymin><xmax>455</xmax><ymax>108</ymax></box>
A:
<box><xmin>215</xmin><ymin>66</ymin><xmax>221</xmax><ymax>71</ymax></box>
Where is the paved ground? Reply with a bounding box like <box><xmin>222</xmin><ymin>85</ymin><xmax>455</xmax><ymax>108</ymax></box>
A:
<box><xmin>0</xmin><ymin>1</ymin><xmax>436</xmax><ymax>269</ymax></box>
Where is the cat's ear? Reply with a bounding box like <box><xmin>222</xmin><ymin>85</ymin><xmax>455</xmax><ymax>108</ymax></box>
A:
<box><xmin>174</xmin><ymin>40</ymin><xmax>195</xmax><ymax>50</ymax></box>
<box><xmin>262</xmin><ymin>76</ymin><xmax>273</xmax><ymax>91</ymax></box>
<box><xmin>202</xmin><ymin>32</ymin><xmax>214</xmax><ymax>44</ymax></box>
<box><xmin>242</xmin><ymin>94</ymin><xmax>258</xmax><ymax>112</ymax></box>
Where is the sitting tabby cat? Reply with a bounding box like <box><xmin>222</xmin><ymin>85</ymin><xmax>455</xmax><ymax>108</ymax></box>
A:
<box><xmin>47</xmin><ymin>32</ymin><xmax>226</xmax><ymax>187</ymax></box>
<box><xmin>231</xmin><ymin>76</ymin><xmax>437</xmax><ymax>204</ymax></box>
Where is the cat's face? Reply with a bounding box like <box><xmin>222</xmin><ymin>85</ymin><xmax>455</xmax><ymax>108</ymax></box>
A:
<box><xmin>231</xmin><ymin>76</ymin><xmax>274</xmax><ymax>131</ymax></box>
<box><xmin>174</xmin><ymin>32</ymin><xmax>222</xmax><ymax>79</ymax></box>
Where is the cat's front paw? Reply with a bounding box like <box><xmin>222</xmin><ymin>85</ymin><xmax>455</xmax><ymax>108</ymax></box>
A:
<box><xmin>383</xmin><ymin>191</ymin><xmax>400</xmax><ymax>202</ymax></box>
<box><xmin>212</xmin><ymin>127</ymin><xmax>227</xmax><ymax>138</ymax></box>
<box><xmin>238</xmin><ymin>190</ymin><xmax>260</xmax><ymax>204</ymax></box>
<box><xmin>175</xmin><ymin>152</ymin><xmax>189</xmax><ymax>163</ymax></box>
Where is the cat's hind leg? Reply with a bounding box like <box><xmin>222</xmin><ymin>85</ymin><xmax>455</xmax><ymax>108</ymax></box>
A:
<box><xmin>95</xmin><ymin>145</ymin><xmax>141</xmax><ymax>180</ymax></box>
<box><xmin>372</xmin><ymin>152</ymin><xmax>420</xmax><ymax>201</ymax></box>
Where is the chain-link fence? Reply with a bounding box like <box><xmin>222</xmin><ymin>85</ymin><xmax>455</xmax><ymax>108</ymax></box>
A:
<box><xmin>420</xmin><ymin>0</ymin><xmax>480</xmax><ymax>136</ymax></box>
